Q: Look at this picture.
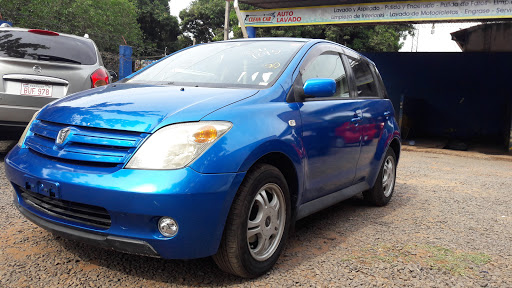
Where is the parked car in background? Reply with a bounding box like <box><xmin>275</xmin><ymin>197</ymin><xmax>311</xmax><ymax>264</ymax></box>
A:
<box><xmin>0</xmin><ymin>27</ymin><xmax>109</xmax><ymax>127</ymax></box>
<box><xmin>5</xmin><ymin>38</ymin><xmax>400</xmax><ymax>278</ymax></box>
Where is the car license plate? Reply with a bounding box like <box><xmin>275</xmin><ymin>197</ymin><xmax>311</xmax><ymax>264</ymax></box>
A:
<box><xmin>20</xmin><ymin>83</ymin><xmax>53</xmax><ymax>97</ymax></box>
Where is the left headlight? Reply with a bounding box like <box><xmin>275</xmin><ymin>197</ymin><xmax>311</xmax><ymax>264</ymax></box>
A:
<box><xmin>125</xmin><ymin>121</ymin><xmax>232</xmax><ymax>170</ymax></box>
<box><xmin>17</xmin><ymin>110</ymin><xmax>41</xmax><ymax>148</ymax></box>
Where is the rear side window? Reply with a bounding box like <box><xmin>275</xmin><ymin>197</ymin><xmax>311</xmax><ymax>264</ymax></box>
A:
<box><xmin>301</xmin><ymin>52</ymin><xmax>350</xmax><ymax>98</ymax></box>
<box><xmin>347</xmin><ymin>56</ymin><xmax>379</xmax><ymax>97</ymax></box>
<box><xmin>0</xmin><ymin>30</ymin><xmax>97</xmax><ymax>65</ymax></box>
<box><xmin>372</xmin><ymin>65</ymin><xmax>388</xmax><ymax>98</ymax></box>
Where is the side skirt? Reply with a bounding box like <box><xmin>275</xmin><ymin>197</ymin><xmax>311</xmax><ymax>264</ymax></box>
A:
<box><xmin>296</xmin><ymin>182</ymin><xmax>370</xmax><ymax>220</ymax></box>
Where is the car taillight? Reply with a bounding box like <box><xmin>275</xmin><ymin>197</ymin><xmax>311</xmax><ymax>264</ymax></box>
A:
<box><xmin>28</xmin><ymin>29</ymin><xmax>59</xmax><ymax>36</ymax></box>
<box><xmin>91</xmin><ymin>68</ymin><xmax>109</xmax><ymax>88</ymax></box>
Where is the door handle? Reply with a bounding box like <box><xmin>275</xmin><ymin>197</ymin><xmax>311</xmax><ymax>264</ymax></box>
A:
<box><xmin>383</xmin><ymin>111</ymin><xmax>391</xmax><ymax>118</ymax></box>
<box><xmin>351</xmin><ymin>117</ymin><xmax>362</xmax><ymax>123</ymax></box>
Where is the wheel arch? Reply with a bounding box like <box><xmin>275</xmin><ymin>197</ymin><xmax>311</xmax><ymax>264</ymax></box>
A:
<box><xmin>235</xmin><ymin>139</ymin><xmax>304</xmax><ymax>222</ymax></box>
<box><xmin>247</xmin><ymin>152</ymin><xmax>300</xmax><ymax>217</ymax></box>
<box><xmin>388</xmin><ymin>136</ymin><xmax>401</xmax><ymax>164</ymax></box>
<box><xmin>237</xmin><ymin>139</ymin><xmax>303</xmax><ymax>206</ymax></box>
<box><xmin>367</xmin><ymin>135</ymin><xmax>401</xmax><ymax>188</ymax></box>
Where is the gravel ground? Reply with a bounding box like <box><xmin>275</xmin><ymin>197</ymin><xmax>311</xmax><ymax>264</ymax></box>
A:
<box><xmin>0</xmin><ymin>144</ymin><xmax>511</xmax><ymax>287</ymax></box>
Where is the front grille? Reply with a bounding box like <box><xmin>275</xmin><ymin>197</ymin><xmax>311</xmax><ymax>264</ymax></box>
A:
<box><xmin>24</xmin><ymin>120</ymin><xmax>149</xmax><ymax>167</ymax></box>
<box><xmin>18</xmin><ymin>186</ymin><xmax>111</xmax><ymax>230</ymax></box>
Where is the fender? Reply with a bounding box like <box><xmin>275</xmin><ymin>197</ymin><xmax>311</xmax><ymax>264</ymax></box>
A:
<box><xmin>367</xmin><ymin>131</ymin><xmax>401</xmax><ymax>189</ymax></box>
<box><xmin>237</xmin><ymin>138</ymin><xmax>304</xmax><ymax>174</ymax></box>
<box><xmin>192</xmin><ymin>85</ymin><xmax>304</xmax><ymax>174</ymax></box>
<box><xmin>205</xmin><ymin>139</ymin><xmax>305</xmax><ymax>253</ymax></box>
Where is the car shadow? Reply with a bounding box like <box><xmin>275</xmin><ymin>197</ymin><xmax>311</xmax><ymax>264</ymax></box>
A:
<box><xmin>0</xmin><ymin>127</ymin><xmax>22</xmax><ymax>156</ymax></box>
<box><xmin>52</xmin><ymin>188</ymin><xmax>414</xmax><ymax>285</ymax></box>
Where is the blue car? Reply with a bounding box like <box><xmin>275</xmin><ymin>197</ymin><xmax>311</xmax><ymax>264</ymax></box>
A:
<box><xmin>5</xmin><ymin>38</ymin><xmax>400</xmax><ymax>278</ymax></box>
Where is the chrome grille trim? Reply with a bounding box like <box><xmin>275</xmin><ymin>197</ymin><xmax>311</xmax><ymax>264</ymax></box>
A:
<box><xmin>25</xmin><ymin>120</ymin><xmax>148</xmax><ymax>165</ymax></box>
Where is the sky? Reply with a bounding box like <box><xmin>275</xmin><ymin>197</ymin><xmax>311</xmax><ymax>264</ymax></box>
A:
<box><xmin>168</xmin><ymin>0</ymin><xmax>478</xmax><ymax>52</ymax></box>
<box><xmin>169</xmin><ymin>0</ymin><xmax>193</xmax><ymax>20</ymax></box>
<box><xmin>399</xmin><ymin>22</ymin><xmax>479</xmax><ymax>52</ymax></box>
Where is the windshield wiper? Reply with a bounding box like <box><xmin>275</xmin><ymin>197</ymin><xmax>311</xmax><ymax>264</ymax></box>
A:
<box><xmin>35</xmin><ymin>54</ymin><xmax>82</xmax><ymax>64</ymax></box>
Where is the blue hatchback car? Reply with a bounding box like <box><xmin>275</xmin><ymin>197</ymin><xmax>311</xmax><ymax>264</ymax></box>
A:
<box><xmin>5</xmin><ymin>38</ymin><xmax>400</xmax><ymax>278</ymax></box>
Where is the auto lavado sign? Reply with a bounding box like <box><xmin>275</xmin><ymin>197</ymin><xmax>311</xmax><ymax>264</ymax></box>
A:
<box><xmin>240</xmin><ymin>0</ymin><xmax>512</xmax><ymax>26</ymax></box>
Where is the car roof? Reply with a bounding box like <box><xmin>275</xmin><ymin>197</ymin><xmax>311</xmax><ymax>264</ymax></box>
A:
<box><xmin>206</xmin><ymin>37</ymin><xmax>374</xmax><ymax>65</ymax></box>
<box><xmin>0</xmin><ymin>27</ymin><xmax>94</xmax><ymax>43</ymax></box>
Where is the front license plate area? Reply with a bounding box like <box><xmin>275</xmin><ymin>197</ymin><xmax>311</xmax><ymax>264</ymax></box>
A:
<box><xmin>23</xmin><ymin>175</ymin><xmax>60</xmax><ymax>198</ymax></box>
<box><xmin>20</xmin><ymin>83</ymin><xmax>53</xmax><ymax>97</ymax></box>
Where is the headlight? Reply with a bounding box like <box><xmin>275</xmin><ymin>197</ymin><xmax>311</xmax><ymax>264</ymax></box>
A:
<box><xmin>17</xmin><ymin>110</ymin><xmax>41</xmax><ymax>148</ymax></box>
<box><xmin>126</xmin><ymin>121</ymin><xmax>232</xmax><ymax>170</ymax></box>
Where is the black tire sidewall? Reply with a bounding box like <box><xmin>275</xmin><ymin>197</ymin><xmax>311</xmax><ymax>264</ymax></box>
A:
<box><xmin>379</xmin><ymin>149</ymin><xmax>396</xmax><ymax>204</ymax></box>
<box><xmin>236</xmin><ymin>165</ymin><xmax>291</xmax><ymax>277</ymax></box>
<box><xmin>366</xmin><ymin>148</ymin><xmax>397</xmax><ymax>206</ymax></box>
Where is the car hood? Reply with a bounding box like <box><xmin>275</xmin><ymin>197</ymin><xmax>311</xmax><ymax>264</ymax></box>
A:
<box><xmin>38</xmin><ymin>84</ymin><xmax>259</xmax><ymax>133</ymax></box>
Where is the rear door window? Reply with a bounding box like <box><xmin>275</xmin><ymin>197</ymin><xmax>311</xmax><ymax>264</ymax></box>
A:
<box><xmin>347</xmin><ymin>56</ymin><xmax>379</xmax><ymax>97</ymax></box>
<box><xmin>371</xmin><ymin>65</ymin><xmax>387</xmax><ymax>98</ymax></box>
<box><xmin>0</xmin><ymin>30</ymin><xmax>97</xmax><ymax>65</ymax></box>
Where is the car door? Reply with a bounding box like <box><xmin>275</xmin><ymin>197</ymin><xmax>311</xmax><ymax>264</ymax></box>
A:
<box><xmin>291</xmin><ymin>44</ymin><xmax>363</xmax><ymax>203</ymax></box>
<box><xmin>343</xmin><ymin>52</ymin><xmax>391</xmax><ymax>184</ymax></box>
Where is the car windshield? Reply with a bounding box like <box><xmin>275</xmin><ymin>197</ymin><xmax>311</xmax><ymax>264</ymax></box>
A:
<box><xmin>127</xmin><ymin>41</ymin><xmax>305</xmax><ymax>88</ymax></box>
<box><xmin>0</xmin><ymin>30</ymin><xmax>97</xmax><ymax>65</ymax></box>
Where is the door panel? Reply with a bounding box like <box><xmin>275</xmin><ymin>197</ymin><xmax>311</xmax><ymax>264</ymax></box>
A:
<box><xmin>354</xmin><ymin>99</ymin><xmax>389</xmax><ymax>183</ymax></box>
<box><xmin>346</xmin><ymin>55</ymin><xmax>391</xmax><ymax>184</ymax></box>
<box><xmin>295</xmin><ymin>46</ymin><xmax>362</xmax><ymax>203</ymax></box>
<box><xmin>300</xmin><ymin>100</ymin><xmax>362</xmax><ymax>202</ymax></box>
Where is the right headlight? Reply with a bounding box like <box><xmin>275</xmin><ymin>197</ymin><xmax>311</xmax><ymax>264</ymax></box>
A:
<box><xmin>17</xmin><ymin>110</ymin><xmax>41</xmax><ymax>148</ymax></box>
<box><xmin>125</xmin><ymin>121</ymin><xmax>232</xmax><ymax>170</ymax></box>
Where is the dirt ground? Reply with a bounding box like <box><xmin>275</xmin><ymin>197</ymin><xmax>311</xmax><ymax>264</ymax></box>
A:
<box><xmin>0</xmin><ymin>146</ymin><xmax>511</xmax><ymax>287</ymax></box>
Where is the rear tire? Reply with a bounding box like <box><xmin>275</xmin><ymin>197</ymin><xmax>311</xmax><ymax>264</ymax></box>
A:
<box><xmin>213</xmin><ymin>164</ymin><xmax>291</xmax><ymax>278</ymax></box>
<box><xmin>363</xmin><ymin>148</ymin><xmax>397</xmax><ymax>206</ymax></box>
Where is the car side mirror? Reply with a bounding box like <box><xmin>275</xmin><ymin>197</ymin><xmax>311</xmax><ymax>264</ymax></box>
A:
<box><xmin>108</xmin><ymin>70</ymin><xmax>118</xmax><ymax>82</ymax></box>
<box><xmin>303</xmin><ymin>78</ymin><xmax>336</xmax><ymax>98</ymax></box>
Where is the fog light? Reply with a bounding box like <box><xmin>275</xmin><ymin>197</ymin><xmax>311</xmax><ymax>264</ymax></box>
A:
<box><xmin>158</xmin><ymin>217</ymin><xmax>178</xmax><ymax>237</ymax></box>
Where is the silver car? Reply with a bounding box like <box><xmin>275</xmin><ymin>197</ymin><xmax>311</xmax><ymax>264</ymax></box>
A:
<box><xmin>0</xmin><ymin>27</ymin><xmax>110</xmax><ymax>127</ymax></box>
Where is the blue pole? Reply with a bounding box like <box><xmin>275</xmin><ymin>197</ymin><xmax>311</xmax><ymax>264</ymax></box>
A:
<box><xmin>247</xmin><ymin>26</ymin><xmax>257</xmax><ymax>38</ymax></box>
<box><xmin>119</xmin><ymin>45</ymin><xmax>133</xmax><ymax>80</ymax></box>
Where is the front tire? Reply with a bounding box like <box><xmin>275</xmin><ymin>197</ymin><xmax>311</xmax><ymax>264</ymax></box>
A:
<box><xmin>363</xmin><ymin>148</ymin><xmax>397</xmax><ymax>206</ymax></box>
<box><xmin>213</xmin><ymin>164</ymin><xmax>291</xmax><ymax>278</ymax></box>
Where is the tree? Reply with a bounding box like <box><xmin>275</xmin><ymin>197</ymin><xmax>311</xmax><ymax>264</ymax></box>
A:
<box><xmin>134</xmin><ymin>0</ymin><xmax>182</xmax><ymax>56</ymax></box>
<box><xmin>179</xmin><ymin>0</ymin><xmax>228</xmax><ymax>43</ymax></box>
<box><xmin>0</xmin><ymin>0</ymin><xmax>143</xmax><ymax>53</ymax></box>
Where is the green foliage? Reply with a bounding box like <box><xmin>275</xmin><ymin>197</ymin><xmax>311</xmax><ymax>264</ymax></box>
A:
<box><xmin>179</xmin><ymin>0</ymin><xmax>230</xmax><ymax>44</ymax></box>
<box><xmin>422</xmin><ymin>245</ymin><xmax>492</xmax><ymax>276</ymax></box>
<box><xmin>134</xmin><ymin>0</ymin><xmax>182</xmax><ymax>56</ymax></box>
<box><xmin>359</xmin><ymin>244</ymin><xmax>492</xmax><ymax>276</ymax></box>
<box><xmin>0</xmin><ymin>0</ymin><xmax>143</xmax><ymax>53</ymax></box>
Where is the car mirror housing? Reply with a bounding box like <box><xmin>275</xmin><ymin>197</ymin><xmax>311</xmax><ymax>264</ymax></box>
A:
<box><xmin>303</xmin><ymin>78</ymin><xmax>336</xmax><ymax>98</ymax></box>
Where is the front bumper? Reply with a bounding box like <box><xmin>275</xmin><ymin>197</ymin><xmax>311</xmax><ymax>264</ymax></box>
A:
<box><xmin>5</xmin><ymin>146</ymin><xmax>246</xmax><ymax>259</ymax></box>
<box><xmin>16</xmin><ymin>203</ymin><xmax>160</xmax><ymax>257</ymax></box>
